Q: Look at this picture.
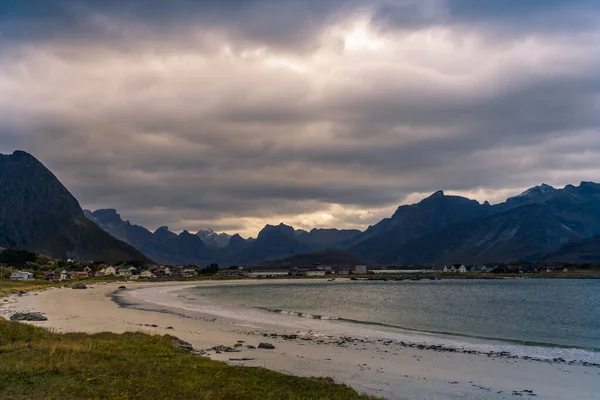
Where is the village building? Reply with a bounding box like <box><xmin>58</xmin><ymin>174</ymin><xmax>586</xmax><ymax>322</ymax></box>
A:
<box><xmin>354</xmin><ymin>265</ymin><xmax>368</xmax><ymax>274</ymax></box>
<box><xmin>247</xmin><ymin>270</ymin><xmax>289</xmax><ymax>278</ymax></box>
<box><xmin>70</xmin><ymin>271</ymin><xmax>89</xmax><ymax>279</ymax></box>
<box><xmin>104</xmin><ymin>266</ymin><xmax>118</xmax><ymax>276</ymax></box>
<box><xmin>44</xmin><ymin>272</ymin><xmax>61</xmax><ymax>282</ymax></box>
<box><xmin>10</xmin><ymin>271</ymin><xmax>35</xmax><ymax>281</ymax></box>
<box><xmin>140</xmin><ymin>270</ymin><xmax>156</xmax><ymax>278</ymax></box>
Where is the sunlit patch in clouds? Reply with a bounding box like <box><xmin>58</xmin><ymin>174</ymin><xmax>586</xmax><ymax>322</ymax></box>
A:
<box><xmin>0</xmin><ymin>0</ymin><xmax>599</xmax><ymax>237</ymax></box>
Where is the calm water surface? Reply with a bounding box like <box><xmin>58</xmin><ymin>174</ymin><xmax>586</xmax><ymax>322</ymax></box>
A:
<box><xmin>187</xmin><ymin>279</ymin><xmax>600</xmax><ymax>351</ymax></box>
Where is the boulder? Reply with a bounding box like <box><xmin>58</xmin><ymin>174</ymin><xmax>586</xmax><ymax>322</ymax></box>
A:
<box><xmin>172</xmin><ymin>339</ymin><xmax>194</xmax><ymax>351</ymax></box>
<box><xmin>10</xmin><ymin>312</ymin><xmax>48</xmax><ymax>321</ymax></box>
<box><xmin>258</xmin><ymin>342</ymin><xmax>275</xmax><ymax>349</ymax></box>
<box><xmin>71</xmin><ymin>284</ymin><xmax>87</xmax><ymax>289</ymax></box>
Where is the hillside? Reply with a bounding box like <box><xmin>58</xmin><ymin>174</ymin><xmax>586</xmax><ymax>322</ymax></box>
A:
<box><xmin>352</xmin><ymin>183</ymin><xmax>600</xmax><ymax>264</ymax></box>
<box><xmin>0</xmin><ymin>151</ymin><xmax>150</xmax><ymax>263</ymax></box>
<box><xmin>257</xmin><ymin>249</ymin><xmax>363</xmax><ymax>267</ymax></box>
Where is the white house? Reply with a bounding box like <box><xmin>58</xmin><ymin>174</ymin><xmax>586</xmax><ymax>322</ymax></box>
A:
<box><xmin>118</xmin><ymin>268</ymin><xmax>132</xmax><ymax>277</ymax></box>
<box><xmin>10</xmin><ymin>271</ymin><xmax>35</xmax><ymax>281</ymax></box>
<box><xmin>182</xmin><ymin>268</ymin><xmax>197</xmax><ymax>276</ymax></box>
<box><xmin>247</xmin><ymin>271</ymin><xmax>289</xmax><ymax>278</ymax></box>
<box><xmin>60</xmin><ymin>270</ymin><xmax>71</xmax><ymax>281</ymax></box>
<box><xmin>104</xmin><ymin>266</ymin><xmax>118</xmax><ymax>276</ymax></box>
<box><xmin>458</xmin><ymin>265</ymin><xmax>467</xmax><ymax>273</ymax></box>
<box><xmin>304</xmin><ymin>270</ymin><xmax>326</xmax><ymax>277</ymax></box>
<box><xmin>140</xmin><ymin>270</ymin><xmax>156</xmax><ymax>278</ymax></box>
<box><xmin>354</xmin><ymin>265</ymin><xmax>368</xmax><ymax>274</ymax></box>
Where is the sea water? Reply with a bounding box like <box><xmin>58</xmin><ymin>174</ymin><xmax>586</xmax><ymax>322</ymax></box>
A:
<box><xmin>132</xmin><ymin>279</ymin><xmax>600</xmax><ymax>364</ymax></box>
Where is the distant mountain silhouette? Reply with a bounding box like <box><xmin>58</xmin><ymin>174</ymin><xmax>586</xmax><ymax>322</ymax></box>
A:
<box><xmin>296</xmin><ymin>228</ymin><xmax>361</xmax><ymax>249</ymax></box>
<box><xmin>87</xmin><ymin>181</ymin><xmax>600</xmax><ymax>265</ymax></box>
<box><xmin>86</xmin><ymin>209</ymin><xmax>216</xmax><ymax>266</ymax></box>
<box><xmin>349</xmin><ymin>183</ymin><xmax>600</xmax><ymax>264</ymax></box>
<box><xmin>196</xmin><ymin>229</ymin><xmax>232</xmax><ymax>248</ymax></box>
<box><xmin>345</xmin><ymin>190</ymin><xmax>492</xmax><ymax>260</ymax></box>
<box><xmin>0</xmin><ymin>151</ymin><xmax>150</xmax><ymax>263</ymax></box>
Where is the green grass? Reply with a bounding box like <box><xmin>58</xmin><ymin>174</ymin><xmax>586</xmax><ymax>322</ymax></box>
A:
<box><xmin>0</xmin><ymin>319</ymin><xmax>380</xmax><ymax>400</ymax></box>
<box><xmin>0</xmin><ymin>279</ymin><xmax>58</xmax><ymax>298</ymax></box>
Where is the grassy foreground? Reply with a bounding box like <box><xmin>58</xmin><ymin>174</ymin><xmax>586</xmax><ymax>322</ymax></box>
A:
<box><xmin>0</xmin><ymin>319</ymin><xmax>379</xmax><ymax>400</ymax></box>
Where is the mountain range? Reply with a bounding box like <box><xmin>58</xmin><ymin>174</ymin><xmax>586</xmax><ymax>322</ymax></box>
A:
<box><xmin>3</xmin><ymin>150</ymin><xmax>600</xmax><ymax>266</ymax></box>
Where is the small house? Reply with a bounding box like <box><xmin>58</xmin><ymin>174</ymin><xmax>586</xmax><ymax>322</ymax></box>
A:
<box><xmin>70</xmin><ymin>271</ymin><xmax>89</xmax><ymax>280</ymax></box>
<box><xmin>10</xmin><ymin>271</ymin><xmax>35</xmax><ymax>281</ymax></box>
<box><xmin>104</xmin><ymin>266</ymin><xmax>118</xmax><ymax>276</ymax></box>
<box><xmin>354</xmin><ymin>265</ymin><xmax>368</xmax><ymax>274</ymax></box>
<box><xmin>44</xmin><ymin>272</ymin><xmax>61</xmax><ymax>282</ymax></box>
<box><xmin>140</xmin><ymin>270</ymin><xmax>156</xmax><ymax>279</ymax></box>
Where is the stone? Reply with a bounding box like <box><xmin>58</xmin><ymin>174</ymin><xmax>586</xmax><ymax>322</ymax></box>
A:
<box><xmin>71</xmin><ymin>283</ymin><xmax>87</xmax><ymax>289</ymax></box>
<box><xmin>258</xmin><ymin>342</ymin><xmax>275</xmax><ymax>349</ymax></box>
<box><xmin>10</xmin><ymin>312</ymin><xmax>47</xmax><ymax>321</ymax></box>
<box><xmin>172</xmin><ymin>339</ymin><xmax>194</xmax><ymax>351</ymax></box>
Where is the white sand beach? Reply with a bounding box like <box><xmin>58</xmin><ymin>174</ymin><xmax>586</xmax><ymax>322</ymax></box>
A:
<box><xmin>2</xmin><ymin>280</ymin><xmax>599</xmax><ymax>400</ymax></box>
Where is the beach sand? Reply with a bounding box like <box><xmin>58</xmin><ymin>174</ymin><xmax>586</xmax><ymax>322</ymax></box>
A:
<box><xmin>2</xmin><ymin>280</ymin><xmax>599</xmax><ymax>400</ymax></box>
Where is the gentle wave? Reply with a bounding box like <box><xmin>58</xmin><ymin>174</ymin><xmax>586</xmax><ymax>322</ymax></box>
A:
<box><xmin>257</xmin><ymin>306</ymin><xmax>600</xmax><ymax>365</ymax></box>
<box><xmin>121</xmin><ymin>285</ymin><xmax>600</xmax><ymax>366</ymax></box>
<box><xmin>259</xmin><ymin>307</ymin><xmax>340</xmax><ymax>320</ymax></box>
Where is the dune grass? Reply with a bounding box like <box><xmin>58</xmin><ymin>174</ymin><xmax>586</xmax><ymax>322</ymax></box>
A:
<box><xmin>0</xmin><ymin>318</ymin><xmax>380</xmax><ymax>400</ymax></box>
<box><xmin>0</xmin><ymin>279</ymin><xmax>58</xmax><ymax>298</ymax></box>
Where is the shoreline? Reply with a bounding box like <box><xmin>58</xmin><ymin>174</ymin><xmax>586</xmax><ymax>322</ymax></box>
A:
<box><xmin>2</xmin><ymin>280</ymin><xmax>600</xmax><ymax>400</ymax></box>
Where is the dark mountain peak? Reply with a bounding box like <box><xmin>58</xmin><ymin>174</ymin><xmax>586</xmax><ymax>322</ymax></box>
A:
<box><xmin>258</xmin><ymin>223</ymin><xmax>295</xmax><ymax>239</ymax></box>
<box><xmin>430</xmin><ymin>190</ymin><xmax>444</xmax><ymax>198</ymax></box>
<box><xmin>196</xmin><ymin>228</ymin><xmax>232</xmax><ymax>248</ymax></box>
<box><xmin>91</xmin><ymin>209</ymin><xmax>123</xmax><ymax>225</ymax></box>
<box><xmin>483</xmin><ymin>200</ymin><xmax>491</xmax><ymax>206</ymax></box>
<box><xmin>9</xmin><ymin>150</ymin><xmax>36</xmax><ymax>159</ymax></box>
<box><xmin>0</xmin><ymin>151</ymin><xmax>150</xmax><ymax>263</ymax></box>
<box><xmin>509</xmin><ymin>183</ymin><xmax>556</xmax><ymax>202</ymax></box>
<box><xmin>179</xmin><ymin>230</ymin><xmax>192</xmax><ymax>236</ymax></box>
<box><xmin>228</xmin><ymin>233</ymin><xmax>247</xmax><ymax>247</ymax></box>
<box><xmin>578</xmin><ymin>181</ymin><xmax>600</xmax><ymax>194</ymax></box>
<box><xmin>154</xmin><ymin>226</ymin><xmax>176</xmax><ymax>238</ymax></box>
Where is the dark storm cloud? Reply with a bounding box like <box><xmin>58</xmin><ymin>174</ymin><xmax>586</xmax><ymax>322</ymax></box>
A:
<box><xmin>1</xmin><ymin>0</ymin><xmax>599</xmax><ymax>236</ymax></box>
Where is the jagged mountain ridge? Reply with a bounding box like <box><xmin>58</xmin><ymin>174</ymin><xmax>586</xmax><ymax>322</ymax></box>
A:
<box><xmin>350</xmin><ymin>182</ymin><xmax>600</xmax><ymax>264</ymax></box>
<box><xmin>88</xmin><ymin>181</ymin><xmax>600</xmax><ymax>265</ymax></box>
<box><xmin>85</xmin><ymin>209</ymin><xmax>216</xmax><ymax>266</ymax></box>
<box><xmin>196</xmin><ymin>229</ymin><xmax>232</xmax><ymax>248</ymax></box>
<box><xmin>0</xmin><ymin>151</ymin><xmax>150</xmax><ymax>263</ymax></box>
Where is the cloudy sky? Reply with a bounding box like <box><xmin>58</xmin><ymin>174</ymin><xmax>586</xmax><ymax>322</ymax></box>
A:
<box><xmin>1</xmin><ymin>0</ymin><xmax>599</xmax><ymax>237</ymax></box>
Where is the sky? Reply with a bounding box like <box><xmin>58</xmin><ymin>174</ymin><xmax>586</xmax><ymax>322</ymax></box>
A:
<box><xmin>1</xmin><ymin>0</ymin><xmax>600</xmax><ymax>238</ymax></box>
